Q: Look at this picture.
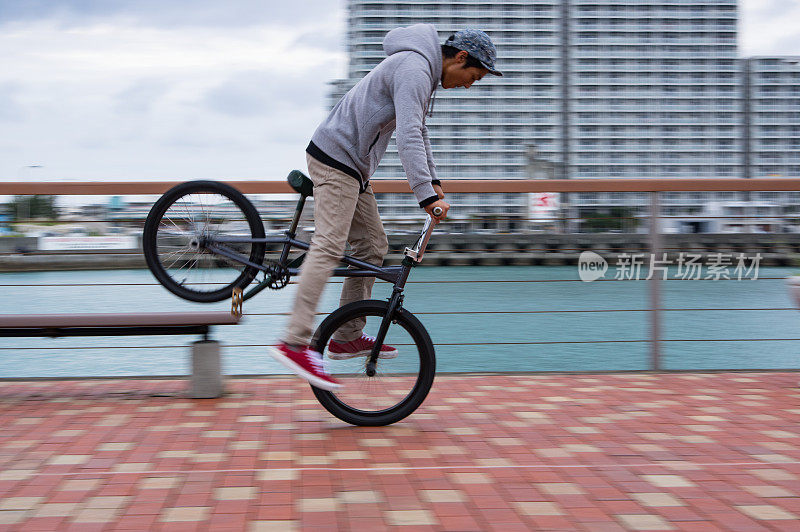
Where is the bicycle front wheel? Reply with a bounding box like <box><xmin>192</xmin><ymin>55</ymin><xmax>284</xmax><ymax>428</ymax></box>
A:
<box><xmin>311</xmin><ymin>300</ymin><xmax>436</xmax><ymax>426</ymax></box>
<box><xmin>142</xmin><ymin>180</ymin><xmax>266</xmax><ymax>302</ymax></box>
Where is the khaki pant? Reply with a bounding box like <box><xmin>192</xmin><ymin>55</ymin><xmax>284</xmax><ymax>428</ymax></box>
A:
<box><xmin>283</xmin><ymin>154</ymin><xmax>389</xmax><ymax>346</ymax></box>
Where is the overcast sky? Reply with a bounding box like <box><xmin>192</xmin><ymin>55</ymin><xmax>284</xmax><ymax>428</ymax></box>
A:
<box><xmin>1</xmin><ymin>0</ymin><xmax>798</xmax><ymax>183</ymax></box>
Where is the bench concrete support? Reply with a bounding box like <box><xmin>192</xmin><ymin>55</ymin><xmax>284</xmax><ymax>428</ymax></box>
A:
<box><xmin>191</xmin><ymin>340</ymin><xmax>224</xmax><ymax>398</ymax></box>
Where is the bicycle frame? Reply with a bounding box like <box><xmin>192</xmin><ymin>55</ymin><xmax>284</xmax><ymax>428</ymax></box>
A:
<box><xmin>201</xmin><ymin>193</ymin><xmax>438</xmax><ymax>302</ymax></box>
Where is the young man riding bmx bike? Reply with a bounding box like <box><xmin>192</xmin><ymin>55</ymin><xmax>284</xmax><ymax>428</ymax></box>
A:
<box><xmin>269</xmin><ymin>25</ymin><xmax>502</xmax><ymax>390</ymax></box>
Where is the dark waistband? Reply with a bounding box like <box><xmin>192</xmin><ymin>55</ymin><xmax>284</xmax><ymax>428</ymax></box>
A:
<box><xmin>306</xmin><ymin>141</ymin><xmax>366</xmax><ymax>192</ymax></box>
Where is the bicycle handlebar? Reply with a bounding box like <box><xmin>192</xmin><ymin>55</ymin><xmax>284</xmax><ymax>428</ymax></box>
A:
<box><xmin>404</xmin><ymin>207</ymin><xmax>443</xmax><ymax>263</ymax></box>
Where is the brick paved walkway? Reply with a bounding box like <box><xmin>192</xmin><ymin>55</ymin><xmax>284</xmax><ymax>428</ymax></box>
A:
<box><xmin>1</xmin><ymin>372</ymin><xmax>799</xmax><ymax>531</ymax></box>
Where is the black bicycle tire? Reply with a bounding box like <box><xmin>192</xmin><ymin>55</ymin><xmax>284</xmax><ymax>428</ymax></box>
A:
<box><xmin>311</xmin><ymin>300</ymin><xmax>436</xmax><ymax>426</ymax></box>
<box><xmin>142</xmin><ymin>180</ymin><xmax>266</xmax><ymax>302</ymax></box>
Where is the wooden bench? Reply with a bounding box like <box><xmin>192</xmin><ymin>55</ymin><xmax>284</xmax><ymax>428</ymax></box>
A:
<box><xmin>0</xmin><ymin>312</ymin><xmax>241</xmax><ymax>398</ymax></box>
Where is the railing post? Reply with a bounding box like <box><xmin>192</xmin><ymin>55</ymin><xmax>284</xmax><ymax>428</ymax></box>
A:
<box><xmin>649</xmin><ymin>191</ymin><xmax>662</xmax><ymax>371</ymax></box>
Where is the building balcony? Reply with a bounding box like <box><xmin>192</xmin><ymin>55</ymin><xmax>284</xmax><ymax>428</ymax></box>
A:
<box><xmin>572</xmin><ymin>50</ymin><xmax>735</xmax><ymax>59</ymax></box>
<box><xmin>571</xmin><ymin>65</ymin><xmax>741</xmax><ymax>73</ymax></box>
<box><xmin>574</xmin><ymin>145</ymin><xmax>736</xmax><ymax>152</ymax></box>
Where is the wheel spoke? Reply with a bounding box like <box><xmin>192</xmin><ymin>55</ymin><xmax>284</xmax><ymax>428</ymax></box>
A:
<box><xmin>160</xmin><ymin>246</ymin><xmax>194</xmax><ymax>270</ymax></box>
<box><xmin>144</xmin><ymin>183</ymin><xmax>264</xmax><ymax>300</ymax></box>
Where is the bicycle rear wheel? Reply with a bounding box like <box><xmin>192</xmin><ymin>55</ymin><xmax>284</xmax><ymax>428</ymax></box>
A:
<box><xmin>143</xmin><ymin>180</ymin><xmax>266</xmax><ymax>302</ymax></box>
<box><xmin>311</xmin><ymin>300</ymin><xmax>436</xmax><ymax>426</ymax></box>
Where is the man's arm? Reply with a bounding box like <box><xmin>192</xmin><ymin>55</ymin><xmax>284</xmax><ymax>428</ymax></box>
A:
<box><xmin>422</xmin><ymin>124</ymin><xmax>439</xmax><ymax>187</ymax></box>
<box><xmin>392</xmin><ymin>64</ymin><xmax>439</xmax><ymax>208</ymax></box>
<box><xmin>421</xmin><ymin>119</ymin><xmax>446</xmax><ymax>216</ymax></box>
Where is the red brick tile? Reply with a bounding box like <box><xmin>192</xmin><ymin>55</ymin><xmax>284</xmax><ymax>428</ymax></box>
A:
<box><xmin>112</xmin><ymin>514</ymin><xmax>158</xmax><ymax>530</ymax></box>
<box><xmin>207</xmin><ymin>512</ymin><xmax>248</xmax><ymax>528</ymax></box>
<box><xmin>707</xmin><ymin>512</ymin><xmax>773</xmax><ymax>532</ymax></box>
<box><xmin>340</xmin><ymin>517</ymin><xmax>387</xmax><ymax>530</ymax></box>
<box><xmin>479</xmin><ymin>507</ymin><xmax>529</xmax><ymax>523</ymax></box>
<box><xmin>571</xmin><ymin>506</ymin><xmax>614</xmax><ymax>523</ymax></box>
<box><xmin>158</xmin><ymin>523</ymin><xmax>201</xmax><ymax>532</ymax></box>
<box><xmin>674</xmin><ymin>522</ymin><xmax>726</xmax><ymax>532</ymax></box>
<box><xmin>16</xmin><ymin>517</ymin><xmax>67</xmax><ymax>531</ymax></box>
<box><xmin>527</xmin><ymin>515</ymin><xmax>579</xmax><ymax>530</ymax></box>
<box><xmin>437</xmin><ymin>514</ymin><xmax>484</xmax><ymax>531</ymax></box>
<box><xmin>300</xmin><ymin>510</ymin><xmax>340</xmax><ymax>527</ymax></box>
<box><xmin>254</xmin><ymin>504</ymin><xmax>294</xmax><ymax>520</ymax></box>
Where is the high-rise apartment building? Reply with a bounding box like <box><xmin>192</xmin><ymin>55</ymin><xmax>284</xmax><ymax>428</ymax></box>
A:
<box><xmin>330</xmin><ymin>0</ymin><xmax>799</xmax><ymax>231</ymax></box>
<box><xmin>744</xmin><ymin>57</ymin><xmax>800</xmax><ymax>179</ymax></box>
<box><xmin>568</xmin><ymin>0</ymin><xmax>739</xmax><ymax>179</ymax></box>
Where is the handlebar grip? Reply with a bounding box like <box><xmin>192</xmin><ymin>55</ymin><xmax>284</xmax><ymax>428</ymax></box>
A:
<box><xmin>432</xmin><ymin>206</ymin><xmax>443</xmax><ymax>217</ymax></box>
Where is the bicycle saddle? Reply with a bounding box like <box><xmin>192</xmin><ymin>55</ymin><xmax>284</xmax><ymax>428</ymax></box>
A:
<box><xmin>288</xmin><ymin>170</ymin><xmax>314</xmax><ymax>197</ymax></box>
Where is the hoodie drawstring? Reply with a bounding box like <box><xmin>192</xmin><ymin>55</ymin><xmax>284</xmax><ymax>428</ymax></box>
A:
<box><xmin>426</xmin><ymin>88</ymin><xmax>437</xmax><ymax>119</ymax></box>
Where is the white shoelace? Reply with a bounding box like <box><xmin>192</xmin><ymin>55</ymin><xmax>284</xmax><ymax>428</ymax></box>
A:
<box><xmin>305</xmin><ymin>350</ymin><xmax>330</xmax><ymax>374</ymax></box>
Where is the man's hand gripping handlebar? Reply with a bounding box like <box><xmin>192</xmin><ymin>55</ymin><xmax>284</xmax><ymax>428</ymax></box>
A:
<box><xmin>425</xmin><ymin>185</ymin><xmax>449</xmax><ymax>222</ymax></box>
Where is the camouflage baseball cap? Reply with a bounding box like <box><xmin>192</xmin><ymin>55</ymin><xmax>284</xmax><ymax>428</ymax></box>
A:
<box><xmin>445</xmin><ymin>28</ymin><xmax>502</xmax><ymax>76</ymax></box>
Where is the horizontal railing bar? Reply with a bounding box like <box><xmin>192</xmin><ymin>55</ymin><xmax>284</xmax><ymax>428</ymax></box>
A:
<box><xmin>412</xmin><ymin>248</ymin><xmax>784</xmax><ymax>253</ymax></box>
<box><xmin>425</xmin><ymin>216</ymin><xmax>800</xmax><ymax>221</ymax></box>
<box><xmin>4</xmin><ymin>337</ymin><xmax>800</xmax><ymax>350</ymax></box>
<box><xmin>5</xmin><ymin>178</ymin><xmax>800</xmax><ymax>195</ymax></box>
<box><xmin>240</xmin><ymin>308</ymin><xmax>799</xmax><ymax>316</ymax></box>
<box><xmin>0</xmin><ymin>308</ymin><xmax>792</xmax><ymax>324</ymax></box>
<box><xmin>11</xmin><ymin>215</ymin><xmax>800</xmax><ymax>223</ymax></box>
<box><xmin>2</xmin><ymin>247</ymin><xmax>790</xmax><ymax>259</ymax></box>
<box><xmin>440</xmin><ymin>338</ymin><xmax>800</xmax><ymax>344</ymax></box>
<box><xmin>0</xmin><ymin>277</ymin><xmax>789</xmax><ymax>288</ymax></box>
<box><xmin>2</xmin><ymin>369</ymin><xmax>799</xmax><ymax>380</ymax></box>
<box><xmin>342</xmin><ymin>277</ymin><xmax>788</xmax><ymax>283</ymax></box>
<box><xmin>14</xmin><ymin>213</ymin><xmax>800</xmax><ymax>219</ymax></box>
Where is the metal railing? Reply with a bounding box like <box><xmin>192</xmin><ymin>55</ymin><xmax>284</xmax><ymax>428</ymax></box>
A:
<box><xmin>2</xmin><ymin>177</ymin><xmax>800</xmax><ymax>377</ymax></box>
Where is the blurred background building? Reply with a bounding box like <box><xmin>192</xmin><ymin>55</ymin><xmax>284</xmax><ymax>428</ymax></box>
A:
<box><xmin>329</xmin><ymin>0</ymin><xmax>800</xmax><ymax>233</ymax></box>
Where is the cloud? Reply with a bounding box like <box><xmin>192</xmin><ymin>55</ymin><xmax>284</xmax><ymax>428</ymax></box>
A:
<box><xmin>0</xmin><ymin>4</ymin><xmax>346</xmax><ymax>181</ymax></box>
<box><xmin>0</xmin><ymin>83</ymin><xmax>25</xmax><ymax>122</ymax></box>
<box><xmin>113</xmin><ymin>79</ymin><xmax>170</xmax><ymax>115</ymax></box>
<box><xmin>203</xmin><ymin>70</ymin><xmax>327</xmax><ymax>118</ymax></box>
<box><xmin>740</xmin><ymin>0</ymin><xmax>800</xmax><ymax>56</ymax></box>
<box><xmin>0</xmin><ymin>0</ymin><xmax>344</xmax><ymax>29</ymax></box>
<box><xmin>292</xmin><ymin>26</ymin><xmax>344</xmax><ymax>51</ymax></box>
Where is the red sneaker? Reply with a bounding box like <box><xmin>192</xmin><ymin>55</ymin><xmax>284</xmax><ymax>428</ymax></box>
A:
<box><xmin>328</xmin><ymin>334</ymin><xmax>398</xmax><ymax>360</ymax></box>
<box><xmin>269</xmin><ymin>342</ymin><xmax>341</xmax><ymax>391</ymax></box>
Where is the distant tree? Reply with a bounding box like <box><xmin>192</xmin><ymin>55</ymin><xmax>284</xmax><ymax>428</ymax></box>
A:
<box><xmin>8</xmin><ymin>195</ymin><xmax>58</xmax><ymax>221</ymax></box>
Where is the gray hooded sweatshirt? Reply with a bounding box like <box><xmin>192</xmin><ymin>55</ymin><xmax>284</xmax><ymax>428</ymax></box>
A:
<box><xmin>307</xmin><ymin>24</ymin><xmax>441</xmax><ymax>207</ymax></box>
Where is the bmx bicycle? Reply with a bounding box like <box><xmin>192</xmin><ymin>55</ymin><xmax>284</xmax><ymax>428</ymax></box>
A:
<box><xmin>142</xmin><ymin>171</ymin><xmax>441</xmax><ymax>426</ymax></box>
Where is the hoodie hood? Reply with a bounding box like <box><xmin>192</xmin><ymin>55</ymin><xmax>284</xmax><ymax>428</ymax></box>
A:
<box><xmin>383</xmin><ymin>23</ymin><xmax>442</xmax><ymax>86</ymax></box>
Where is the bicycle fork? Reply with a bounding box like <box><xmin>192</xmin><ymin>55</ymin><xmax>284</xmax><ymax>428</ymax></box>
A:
<box><xmin>365</xmin><ymin>257</ymin><xmax>413</xmax><ymax>377</ymax></box>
